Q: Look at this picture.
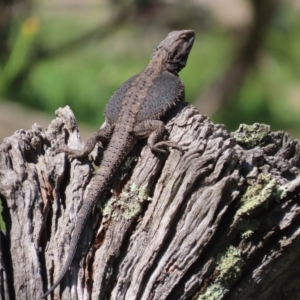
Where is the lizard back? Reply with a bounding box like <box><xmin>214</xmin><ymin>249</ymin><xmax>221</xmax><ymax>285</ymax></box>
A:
<box><xmin>106</xmin><ymin>71</ymin><xmax>184</xmax><ymax>124</ymax></box>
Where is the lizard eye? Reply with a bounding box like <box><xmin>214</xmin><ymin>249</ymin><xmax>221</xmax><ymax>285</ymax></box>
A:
<box><xmin>181</xmin><ymin>35</ymin><xmax>189</xmax><ymax>42</ymax></box>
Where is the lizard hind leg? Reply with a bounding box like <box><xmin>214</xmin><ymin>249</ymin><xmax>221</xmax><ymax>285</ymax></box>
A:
<box><xmin>133</xmin><ymin>120</ymin><xmax>181</xmax><ymax>154</ymax></box>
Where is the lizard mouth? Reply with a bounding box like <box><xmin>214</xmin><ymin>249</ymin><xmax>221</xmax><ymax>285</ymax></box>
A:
<box><xmin>181</xmin><ymin>30</ymin><xmax>195</xmax><ymax>52</ymax></box>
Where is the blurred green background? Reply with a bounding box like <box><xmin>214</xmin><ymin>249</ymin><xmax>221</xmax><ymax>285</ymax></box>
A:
<box><xmin>0</xmin><ymin>0</ymin><xmax>300</xmax><ymax>140</ymax></box>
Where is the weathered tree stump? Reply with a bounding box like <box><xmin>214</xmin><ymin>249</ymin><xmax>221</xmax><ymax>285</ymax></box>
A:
<box><xmin>0</xmin><ymin>104</ymin><xmax>300</xmax><ymax>300</ymax></box>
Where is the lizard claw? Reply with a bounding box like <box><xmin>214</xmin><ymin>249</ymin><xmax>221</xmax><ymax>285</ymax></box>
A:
<box><xmin>54</xmin><ymin>144</ymin><xmax>69</xmax><ymax>156</ymax></box>
<box><xmin>150</xmin><ymin>141</ymin><xmax>183</xmax><ymax>155</ymax></box>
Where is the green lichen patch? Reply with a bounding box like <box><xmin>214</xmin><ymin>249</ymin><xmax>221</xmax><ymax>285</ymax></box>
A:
<box><xmin>215</xmin><ymin>246</ymin><xmax>245</xmax><ymax>286</ymax></box>
<box><xmin>198</xmin><ymin>246</ymin><xmax>245</xmax><ymax>300</ymax></box>
<box><xmin>121</xmin><ymin>184</ymin><xmax>151</xmax><ymax>219</ymax></box>
<box><xmin>234</xmin><ymin>173</ymin><xmax>287</xmax><ymax>239</ymax></box>
<box><xmin>277</xmin><ymin>185</ymin><xmax>288</xmax><ymax>200</ymax></box>
<box><xmin>238</xmin><ymin>219</ymin><xmax>260</xmax><ymax>239</ymax></box>
<box><xmin>101</xmin><ymin>183</ymin><xmax>151</xmax><ymax>220</ymax></box>
<box><xmin>130</xmin><ymin>183</ymin><xmax>151</xmax><ymax>200</ymax></box>
<box><xmin>101</xmin><ymin>200</ymin><xmax>111</xmax><ymax>215</ymax></box>
<box><xmin>236</xmin><ymin>173</ymin><xmax>283</xmax><ymax>218</ymax></box>
<box><xmin>234</xmin><ymin>123</ymin><xmax>270</xmax><ymax>148</ymax></box>
<box><xmin>197</xmin><ymin>283</ymin><xmax>227</xmax><ymax>300</ymax></box>
<box><xmin>101</xmin><ymin>195</ymin><xmax>123</xmax><ymax>220</ymax></box>
<box><xmin>121</xmin><ymin>197</ymin><xmax>142</xmax><ymax>220</ymax></box>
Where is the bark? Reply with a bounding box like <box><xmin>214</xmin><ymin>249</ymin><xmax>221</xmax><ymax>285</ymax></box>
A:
<box><xmin>0</xmin><ymin>104</ymin><xmax>300</xmax><ymax>300</ymax></box>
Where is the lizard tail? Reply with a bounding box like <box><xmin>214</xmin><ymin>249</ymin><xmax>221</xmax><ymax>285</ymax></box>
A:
<box><xmin>41</xmin><ymin>137</ymin><xmax>129</xmax><ymax>298</ymax></box>
<box><xmin>41</xmin><ymin>200</ymin><xmax>93</xmax><ymax>299</ymax></box>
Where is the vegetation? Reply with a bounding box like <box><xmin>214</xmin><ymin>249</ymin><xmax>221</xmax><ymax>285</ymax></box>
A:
<box><xmin>0</xmin><ymin>1</ymin><xmax>299</xmax><ymax>137</ymax></box>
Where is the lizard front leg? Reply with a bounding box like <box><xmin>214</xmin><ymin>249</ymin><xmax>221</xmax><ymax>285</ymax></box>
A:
<box><xmin>57</xmin><ymin>122</ymin><xmax>114</xmax><ymax>158</ymax></box>
<box><xmin>133</xmin><ymin>120</ymin><xmax>181</xmax><ymax>154</ymax></box>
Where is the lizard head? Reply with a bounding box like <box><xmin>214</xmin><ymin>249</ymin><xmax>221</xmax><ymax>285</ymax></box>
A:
<box><xmin>152</xmin><ymin>30</ymin><xmax>195</xmax><ymax>74</ymax></box>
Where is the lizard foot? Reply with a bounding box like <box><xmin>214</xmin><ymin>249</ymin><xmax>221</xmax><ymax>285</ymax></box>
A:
<box><xmin>150</xmin><ymin>141</ymin><xmax>182</xmax><ymax>154</ymax></box>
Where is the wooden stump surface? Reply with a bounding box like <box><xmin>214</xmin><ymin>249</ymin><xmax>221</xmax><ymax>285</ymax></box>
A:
<box><xmin>0</xmin><ymin>104</ymin><xmax>300</xmax><ymax>300</ymax></box>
